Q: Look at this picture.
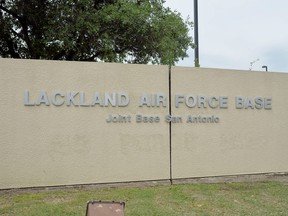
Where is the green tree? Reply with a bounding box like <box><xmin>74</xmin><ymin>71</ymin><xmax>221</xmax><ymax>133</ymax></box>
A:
<box><xmin>0</xmin><ymin>0</ymin><xmax>193</xmax><ymax>65</ymax></box>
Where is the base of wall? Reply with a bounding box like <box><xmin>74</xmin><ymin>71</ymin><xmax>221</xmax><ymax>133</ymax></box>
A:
<box><xmin>172</xmin><ymin>172</ymin><xmax>288</xmax><ymax>184</ymax></box>
<box><xmin>1</xmin><ymin>172</ymin><xmax>288</xmax><ymax>194</ymax></box>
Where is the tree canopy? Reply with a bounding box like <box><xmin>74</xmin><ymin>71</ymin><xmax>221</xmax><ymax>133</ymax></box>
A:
<box><xmin>0</xmin><ymin>0</ymin><xmax>193</xmax><ymax>65</ymax></box>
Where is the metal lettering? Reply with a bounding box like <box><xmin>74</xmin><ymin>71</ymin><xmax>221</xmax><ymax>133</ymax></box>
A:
<box><xmin>79</xmin><ymin>92</ymin><xmax>90</xmax><ymax>107</ymax></box>
<box><xmin>175</xmin><ymin>95</ymin><xmax>184</xmax><ymax>108</ymax></box>
<box><xmin>51</xmin><ymin>92</ymin><xmax>65</xmax><ymax>106</ymax></box>
<box><xmin>255</xmin><ymin>97</ymin><xmax>264</xmax><ymax>109</ymax></box>
<box><xmin>198</xmin><ymin>96</ymin><xmax>207</xmax><ymax>108</ymax></box>
<box><xmin>245</xmin><ymin>97</ymin><xmax>254</xmax><ymax>109</ymax></box>
<box><xmin>104</xmin><ymin>92</ymin><xmax>116</xmax><ymax>107</ymax></box>
<box><xmin>36</xmin><ymin>91</ymin><xmax>50</xmax><ymax>106</ymax></box>
<box><xmin>264</xmin><ymin>97</ymin><xmax>272</xmax><ymax>109</ymax></box>
<box><xmin>118</xmin><ymin>93</ymin><xmax>130</xmax><ymax>107</ymax></box>
<box><xmin>66</xmin><ymin>92</ymin><xmax>79</xmax><ymax>106</ymax></box>
<box><xmin>208</xmin><ymin>96</ymin><xmax>218</xmax><ymax>109</ymax></box>
<box><xmin>156</xmin><ymin>93</ymin><xmax>166</xmax><ymax>107</ymax></box>
<box><xmin>91</xmin><ymin>92</ymin><xmax>103</xmax><ymax>107</ymax></box>
<box><xmin>185</xmin><ymin>95</ymin><xmax>197</xmax><ymax>108</ymax></box>
<box><xmin>24</xmin><ymin>90</ymin><xmax>35</xmax><ymax>106</ymax></box>
<box><xmin>139</xmin><ymin>94</ymin><xmax>150</xmax><ymax>107</ymax></box>
<box><xmin>219</xmin><ymin>96</ymin><xmax>228</xmax><ymax>108</ymax></box>
<box><xmin>235</xmin><ymin>96</ymin><xmax>244</xmax><ymax>109</ymax></box>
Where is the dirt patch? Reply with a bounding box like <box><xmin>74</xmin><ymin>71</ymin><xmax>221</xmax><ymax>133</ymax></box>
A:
<box><xmin>1</xmin><ymin>172</ymin><xmax>288</xmax><ymax>195</ymax></box>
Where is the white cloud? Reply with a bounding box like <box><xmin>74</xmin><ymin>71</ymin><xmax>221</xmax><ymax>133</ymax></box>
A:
<box><xmin>164</xmin><ymin>0</ymin><xmax>288</xmax><ymax>72</ymax></box>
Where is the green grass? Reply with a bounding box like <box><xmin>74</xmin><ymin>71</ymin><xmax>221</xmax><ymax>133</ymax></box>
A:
<box><xmin>1</xmin><ymin>181</ymin><xmax>288</xmax><ymax>216</ymax></box>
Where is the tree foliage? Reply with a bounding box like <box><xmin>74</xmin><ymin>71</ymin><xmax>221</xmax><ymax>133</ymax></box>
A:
<box><xmin>0</xmin><ymin>0</ymin><xmax>193</xmax><ymax>65</ymax></box>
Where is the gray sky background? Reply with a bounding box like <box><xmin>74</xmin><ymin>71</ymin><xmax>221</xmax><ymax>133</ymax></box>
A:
<box><xmin>164</xmin><ymin>0</ymin><xmax>288</xmax><ymax>72</ymax></box>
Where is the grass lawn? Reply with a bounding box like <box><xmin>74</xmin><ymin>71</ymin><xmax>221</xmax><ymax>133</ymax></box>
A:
<box><xmin>1</xmin><ymin>181</ymin><xmax>288</xmax><ymax>216</ymax></box>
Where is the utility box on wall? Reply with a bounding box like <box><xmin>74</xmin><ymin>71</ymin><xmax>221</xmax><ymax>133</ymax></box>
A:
<box><xmin>0</xmin><ymin>58</ymin><xmax>288</xmax><ymax>190</ymax></box>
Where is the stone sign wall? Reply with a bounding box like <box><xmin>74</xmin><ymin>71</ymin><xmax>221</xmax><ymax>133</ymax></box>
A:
<box><xmin>0</xmin><ymin>59</ymin><xmax>287</xmax><ymax>189</ymax></box>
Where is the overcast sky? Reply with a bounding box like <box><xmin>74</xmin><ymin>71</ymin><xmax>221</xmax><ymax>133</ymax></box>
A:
<box><xmin>164</xmin><ymin>0</ymin><xmax>288</xmax><ymax>73</ymax></box>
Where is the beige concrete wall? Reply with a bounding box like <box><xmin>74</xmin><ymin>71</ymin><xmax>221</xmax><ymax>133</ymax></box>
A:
<box><xmin>171</xmin><ymin>67</ymin><xmax>288</xmax><ymax>179</ymax></box>
<box><xmin>0</xmin><ymin>59</ymin><xmax>170</xmax><ymax>189</ymax></box>
<box><xmin>1</xmin><ymin>59</ymin><xmax>288</xmax><ymax>189</ymax></box>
